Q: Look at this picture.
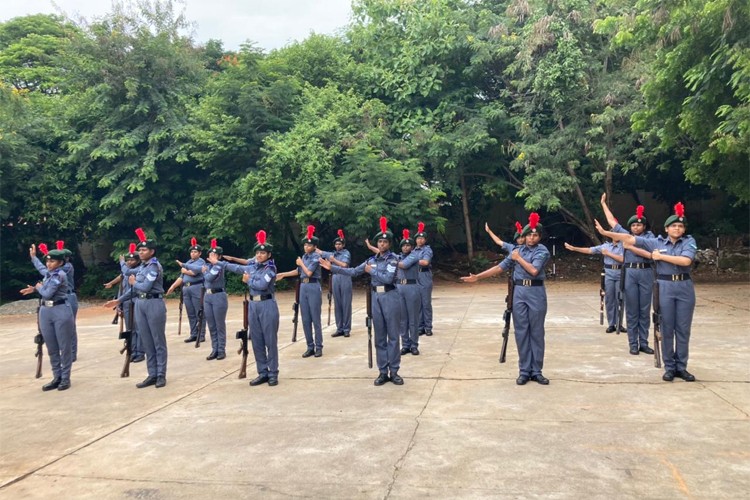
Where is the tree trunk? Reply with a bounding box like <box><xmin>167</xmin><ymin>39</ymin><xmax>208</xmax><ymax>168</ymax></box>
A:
<box><xmin>460</xmin><ymin>174</ymin><xmax>474</xmax><ymax>262</ymax></box>
<box><xmin>565</xmin><ymin>162</ymin><xmax>599</xmax><ymax>245</ymax></box>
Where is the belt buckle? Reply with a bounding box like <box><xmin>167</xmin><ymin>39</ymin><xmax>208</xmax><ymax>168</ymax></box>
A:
<box><xmin>672</xmin><ymin>274</ymin><xmax>681</xmax><ymax>281</ymax></box>
<box><xmin>522</xmin><ymin>279</ymin><xmax>531</xmax><ymax>287</ymax></box>
<box><xmin>375</xmin><ymin>285</ymin><xmax>385</xmax><ymax>293</ymax></box>
<box><xmin>206</xmin><ymin>289</ymin><xmax>213</xmax><ymax>294</ymax></box>
<box><xmin>43</xmin><ymin>300</ymin><xmax>54</xmax><ymax>307</ymax></box>
<box><xmin>184</xmin><ymin>282</ymin><xmax>191</xmax><ymax>287</ymax></box>
<box><xmin>302</xmin><ymin>278</ymin><xmax>309</xmax><ymax>284</ymax></box>
<box><xmin>137</xmin><ymin>293</ymin><xmax>146</xmax><ymax>299</ymax></box>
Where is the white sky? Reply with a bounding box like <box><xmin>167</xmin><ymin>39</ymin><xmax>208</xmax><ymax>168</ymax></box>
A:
<box><xmin>0</xmin><ymin>0</ymin><xmax>354</xmax><ymax>52</ymax></box>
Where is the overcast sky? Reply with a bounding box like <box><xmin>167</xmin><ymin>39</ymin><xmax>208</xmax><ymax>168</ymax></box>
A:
<box><xmin>1</xmin><ymin>0</ymin><xmax>354</xmax><ymax>52</ymax></box>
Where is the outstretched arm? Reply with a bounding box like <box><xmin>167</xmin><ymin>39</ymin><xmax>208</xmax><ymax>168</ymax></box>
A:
<box><xmin>460</xmin><ymin>265</ymin><xmax>504</xmax><ymax>283</ymax></box>
<box><xmin>600</xmin><ymin>193</ymin><xmax>619</xmax><ymax>229</ymax></box>
<box><xmin>564</xmin><ymin>243</ymin><xmax>593</xmax><ymax>255</ymax></box>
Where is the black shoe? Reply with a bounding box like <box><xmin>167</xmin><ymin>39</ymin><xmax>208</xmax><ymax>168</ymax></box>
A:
<box><xmin>249</xmin><ymin>375</ymin><xmax>269</xmax><ymax>386</ymax></box>
<box><xmin>531</xmin><ymin>374</ymin><xmax>549</xmax><ymax>385</ymax></box>
<box><xmin>516</xmin><ymin>375</ymin><xmax>530</xmax><ymax>385</ymax></box>
<box><xmin>662</xmin><ymin>370</ymin><xmax>675</xmax><ymax>382</ymax></box>
<box><xmin>639</xmin><ymin>346</ymin><xmax>655</xmax><ymax>355</ymax></box>
<box><xmin>184</xmin><ymin>337</ymin><xmax>197</xmax><ymax>343</ymax></box>
<box><xmin>410</xmin><ymin>347</ymin><xmax>420</xmax><ymax>356</ymax></box>
<box><xmin>131</xmin><ymin>354</ymin><xmax>145</xmax><ymax>363</ymax></box>
<box><xmin>400</xmin><ymin>347</ymin><xmax>410</xmax><ymax>355</ymax></box>
<box><xmin>268</xmin><ymin>377</ymin><xmax>278</xmax><ymax>386</ymax></box>
<box><xmin>418</xmin><ymin>329</ymin><xmax>425</xmax><ymax>336</ymax></box>
<box><xmin>390</xmin><ymin>373</ymin><xmax>404</xmax><ymax>385</ymax></box>
<box><xmin>605</xmin><ymin>326</ymin><xmax>616</xmax><ymax>333</ymax></box>
<box><xmin>155</xmin><ymin>376</ymin><xmax>166</xmax><ymax>388</ymax></box>
<box><xmin>314</xmin><ymin>348</ymin><xmax>323</xmax><ymax>357</ymax></box>
<box><xmin>619</xmin><ymin>326</ymin><xmax>628</xmax><ymax>333</ymax></box>
<box><xmin>374</xmin><ymin>373</ymin><xmax>389</xmax><ymax>386</ymax></box>
<box><xmin>136</xmin><ymin>376</ymin><xmax>157</xmax><ymax>388</ymax></box>
<box><xmin>57</xmin><ymin>379</ymin><xmax>71</xmax><ymax>391</ymax></box>
<box><xmin>331</xmin><ymin>331</ymin><xmax>344</xmax><ymax>338</ymax></box>
<box><xmin>676</xmin><ymin>370</ymin><xmax>696</xmax><ymax>382</ymax></box>
<box><xmin>42</xmin><ymin>377</ymin><xmax>61</xmax><ymax>391</ymax></box>
<box><xmin>343</xmin><ymin>332</ymin><xmax>350</xmax><ymax>337</ymax></box>
<box><xmin>206</xmin><ymin>352</ymin><xmax>218</xmax><ymax>360</ymax></box>
<box><xmin>425</xmin><ymin>330</ymin><xmax>433</xmax><ymax>336</ymax></box>
<box><xmin>216</xmin><ymin>352</ymin><xmax>226</xmax><ymax>360</ymax></box>
<box><xmin>629</xmin><ymin>347</ymin><xmax>639</xmax><ymax>355</ymax></box>
<box><xmin>302</xmin><ymin>348</ymin><xmax>315</xmax><ymax>358</ymax></box>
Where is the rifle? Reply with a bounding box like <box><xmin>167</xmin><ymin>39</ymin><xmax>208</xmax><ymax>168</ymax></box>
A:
<box><xmin>614</xmin><ymin>265</ymin><xmax>626</xmax><ymax>335</ymax></box>
<box><xmin>111</xmin><ymin>280</ymin><xmax>123</xmax><ymax>324</ymax></box>
<box><xmin>35</xmin><ymin>299</ymin><xmax>44</xmax><ymax>378</ymax></box>
<box><xmin>291</xmin><ymin>278</ymin><xmax>301</xmax><ymax>342</ymax></box>
<box><xmin>499</xmin><ymin>274</ymin><xmax>514</xmax><ymax>364</ymax></box>
<box><xmin>236</xmin><ymin>291</ymin><xmax>249</xmax><ymax>379</ymax></box>
<box><xmin>177</xmin><ymin>288</ymin><xmax>184</xmax><ymax>335</ymax></box>
<box><xmin>195</xmin><ymin>287</ymin><xmax>206</xmax><ymax>348</ymax></box>
<box><xmin>599</xmin><ymin>270</ymin><xmax>605</xmax><ymax>326</ymax></box>
<box><xmin>326</xmin><ymin>272</ymin><xmax>333</xmax><ymax>326</ymax></box>
<box><xmin>365</xmin><ymin>278</ymin><xmax>373</xmax><ymax>369</ymax></box>
<box><xmin>119</xmin><ymin>301</ymin><xmax>134</xmax><ymax>377</ymax></box>
<box><xmin>651</xmin><ymin>272</ymin><xmax>662</xmax><ymax>369</ymax></box>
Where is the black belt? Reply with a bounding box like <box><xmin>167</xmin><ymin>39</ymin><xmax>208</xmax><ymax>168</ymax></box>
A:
<box><xmin>419</xmin><ymin>267</ymin><xmax>431</xmax><ymax>272</ymax></box>
<box><xmin>42</xmin><ymin>299</ymin><xmax>67</xmax><ymax>307</ymax></box>
<box><xmin>604</xmin><ymin>264</ymin><xmax>622</xmax><ymax>270</ymax></box>
<box><xmin>372</xmin><ymin>284</ymin><xmax>396</xmax><ymax>293</ymax></box>
<box><xmin>514</xmin><ymin>279</ymin><xmax>544</xmax><ymax>287</ymax></box>
<box><xmin>657</xmin><ymin>273</ymin><xmax>691</xmax><ymax>282</ymax></box>
<box><xmin>249</xmin><ymin>294</ymin><xmax>273</xmax><ymax>302</ymax></box>
<box><xmin>397</xmin><ymin>279</ymin><xmax>417</xmax><ymax>285</ymax></box>
<box><xmin>137</xmin><ymin>293</ymin><xmax>163</xmax><ymax>299</ymax></box>
<box><xmin>625</xmin><ymin>262</ymin><xmax>651</xmax><ymax>269</ymax></box>
<box><xmin>301</xmin><ymin>277</ymin><xmax>319</xmax><ymax>284</ymax></box>
<box><xmin>206</xmin><ymin>288</ymin><xmax>225</xmax><ymax>294</ymax></box>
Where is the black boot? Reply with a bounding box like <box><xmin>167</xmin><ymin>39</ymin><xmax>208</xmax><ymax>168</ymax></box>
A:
<box><xmin>42</xmin><ymin>377</ymin><xmax>61</xmax><ymax>391</ymax></box>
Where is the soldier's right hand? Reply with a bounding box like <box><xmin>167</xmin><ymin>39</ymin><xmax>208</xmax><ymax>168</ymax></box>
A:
<box><xmin>29</xmin><ymin>244</ymin><xmax>36</xmax><ymax>258</ymax></box>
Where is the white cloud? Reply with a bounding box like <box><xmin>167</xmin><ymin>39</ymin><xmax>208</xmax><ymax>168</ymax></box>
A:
<box><xmin>1</xmin><ymin>0</ymin><xmax>353</xmax><ymax>51</ymax></box>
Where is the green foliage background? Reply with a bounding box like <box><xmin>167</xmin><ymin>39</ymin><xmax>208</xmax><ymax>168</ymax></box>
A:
<box><xmin>1</xmin><ymin>0</ymin><xmax>747</xmax><ymax>300</ymax></box>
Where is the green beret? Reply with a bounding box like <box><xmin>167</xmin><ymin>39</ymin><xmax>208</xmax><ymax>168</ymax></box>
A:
<box><xmin>253</xmin><ymin>242</ymin><xmax>273</xmax><ymax>253</ymax></box>
<box><xmin>46</xmin><ymin>250</ymin><xmax>67</xmax><ymax>262</ymax></box>
<box><xmin>136</xmin><ymin>239</ymin><xmax>157</xmax><ymax>250</ymax></box>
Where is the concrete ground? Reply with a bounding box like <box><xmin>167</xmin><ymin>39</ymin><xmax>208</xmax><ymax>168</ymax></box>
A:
<box><xmin>0</xmin><ymin>281</ymin><xmax>748</xmax><ymax>499</ymax></box>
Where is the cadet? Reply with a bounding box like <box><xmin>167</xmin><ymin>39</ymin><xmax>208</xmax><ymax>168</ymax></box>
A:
<box><xmin>413</xmin><ymin>222</ymin><xmax>434</xmax><ymax>336</ymax></box>
<box><xmin>21</xmin><ymin>246</ymin><xmax>75</xmax><ymax>391</ymax></box>
<box><xmin>503</xmin><ymin>213</ymin><xmax>551</xmax><ymax>385</ymax></box>
<box><xmin>203</xmin><ymin>239</ymin><xmax>229</xmax><ymax>360</ymax></box>
<box><xmin>103</xmin><ymin>243</ymin><xmax>145</xmax><ymax>362</ymax></box>
<box><xmin>321</xmin><ymin>217</ymin><xmax>403</xmax><ymax>386</ymax></box>
<box><xmin>225</xmin><ymin>231</ymin><xmax>280</xmax><ymax>386</ymax></box>
<box><xmin>277</xmin><ymin>226</ymin><xmax>324</xmax><ymax>358</ymax></box>
<box><xmin>396</xmin><ymin>229</ymin><xmax>422</xmax><ymax>356</ymax></box>
<box><xmin>318</xmin><ymin>229</ymin><xmax>353</xmax><ymax>338</ymax></box>
<box><xmin>595</xmin><ymin>203</ymin><xmax>698</xmax><ymax>382</ymax></box>
<box><xmin>31</xmin><ymin>240</ymin><xmax>78</xmax><ymax>361</ymax></box>
<box><xmin>563</xmin><ymin>240</ymin><xmax>625</xmax><ymax>333</ymax></box>
<box><xmin>167</xmin><ymin>238</ymin><xmax>206</xmax><ymax>344</ymax></box>
<box><xmin>600</xmin><ymin>194</ymin><xmax>656</xmax><ymax>355</ymax></box>
<box><xmin>131</xmin><ymin>228</ymin><xmax>168</xmax><ymax>388</ymax></box>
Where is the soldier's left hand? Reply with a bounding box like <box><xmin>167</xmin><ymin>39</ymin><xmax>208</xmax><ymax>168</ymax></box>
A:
<box><xmin>20</xmin><ymin>285</ymin><xmax>35</xmax><ymax>295</ymax></box>
<box><xmin>295</xmin><ymin>257</ymin><xmax>303</xmax><ymax>266</ymax></box>
<box><xmin>364</xmin><ymin>263</ymin><xmax>373</xmax><ymax>273</ymax></box>
<box><xmin>242</xmin><ymin>273</ymin><xmax>249</xmax><ymax>283</ymax></box>
<box><xmin>651</xmin><ymin>249</ymin><xmax>662</xmax><ymax>261</ymax></box>
<box><xmin>593</xmin><ymin>219</ymin><xmax>605</xmax><ymax>235</ymax></box>
<box><xmin>103</xmin><ymin>299</ymin><xmax>118</xmax><ymax>309</ymax></box>
<box><xmin>511</xmin><ymin>249</ymin><xmax>521</xmax><ymax>261</ymax></box>
<box><xmin>460</xmin><ymin>274</ymin><xmax>478</xmax><ymax>283</ymax></box>
<box><xmin>319</xmin><ymin>258</ymin><xmax>331</xmax><ymax>270</ymax></box>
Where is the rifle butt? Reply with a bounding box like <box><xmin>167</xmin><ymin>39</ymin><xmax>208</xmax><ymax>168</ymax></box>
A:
<box><xmin>239</xmin><ymin>352</ymin><xmax>248</xmax><ymax>379</ymax></box>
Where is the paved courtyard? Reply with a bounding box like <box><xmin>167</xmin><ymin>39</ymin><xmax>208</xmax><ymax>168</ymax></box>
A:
<box><xmin>1</xmin><ymin>280</ymin><xmax>748</xmax><ymax>498</ymax></box>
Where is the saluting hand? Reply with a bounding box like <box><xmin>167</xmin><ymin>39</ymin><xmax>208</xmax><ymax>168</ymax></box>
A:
<box><xmin>600</xmin><ymin>193</ymin><xmax>607</xmax><ymax>205</ymax></box>
<box><xmin>29</xmin><ymin>244</ymin><xmax>36</xmax><ymax>258</ymax></box>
